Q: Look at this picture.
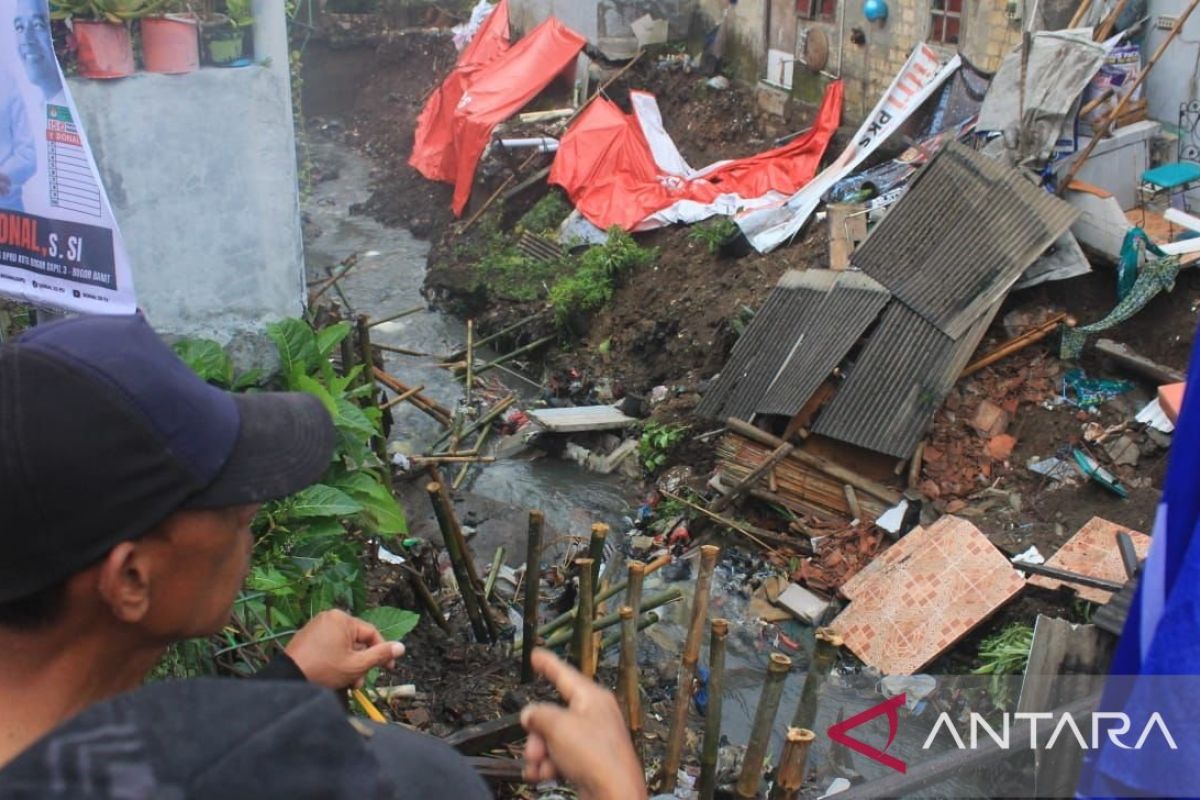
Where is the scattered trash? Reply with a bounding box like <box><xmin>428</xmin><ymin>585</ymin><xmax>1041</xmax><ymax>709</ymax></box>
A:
<box><xmin>705</xmin><ymin>75</ymin><xmax>730</xmax><ymax>90</ymax></box>
<box><xmin>1072</xmin><ymin>448</ymin><xmax>1129</xmax><ymax>498</ymax></box>
<box><xmin>1013</xmin><ymin>546</ymin><xmax>1045</xmax><ymax>566</ymax></box>
<box><xmin>879</xmin><ymin>674</ymin><xmax>937</xmax><ymax>711</ymax></box>
<box><xmin>377</xmin><ymin>544</ymin><xmax>406</xmax><ymax>565</ymax></box>
<box><xmin>1062</xmin><ymin>368</ymin><xmax>1135</xmax><ymax>409</ymax></box>
<box><xmin>1103</xmin><ymin>434</ymin><xmax>1141</xmax><ymax>467</ymax></box>
<box><xmin>820</xmin><ymin>778</ymin><xmax>852</xmax><ymax>798</ymax></box>
<box><xmin>875</xmin><ymin>499</ymin><xmax>908</xmax><ymax>534</ymax></box>
<box><xmin>1029</xmin><ymin>517</ymin><xmax>1150</xmax><ymax>603</ymax></box>
<box><xmin>1028</xmin><ymin>456</ymin><xmax>1077</xmax><ymax>481</ymax></box>
<box><xmin>1136</xmin><ymin>397</ymin><xmax>1176</xmax><ymax>433</ymax></box>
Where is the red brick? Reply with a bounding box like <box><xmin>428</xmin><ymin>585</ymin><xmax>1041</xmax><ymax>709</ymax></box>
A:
<box><xmin>987</xmin><ymin>434</ymin><xmax>1016</xmax><ymax>461</ymax></box>
<box><xmin>971</xmin><ymin>400</ymin><xmax>1011</xmax><ymax>437</ymax></box>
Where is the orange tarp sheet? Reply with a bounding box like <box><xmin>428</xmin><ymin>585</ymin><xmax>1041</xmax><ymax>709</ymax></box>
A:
<box><xmin>409</xmin><ymin>10</ymin><xmax>585</xmax><ymax>216</ymax></box>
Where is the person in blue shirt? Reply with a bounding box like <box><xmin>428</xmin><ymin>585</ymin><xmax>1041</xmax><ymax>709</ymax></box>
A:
<box><xmin>0</xmin><ymin>80</ymin><xmax>35</xmax><ymax>212</ymax></box>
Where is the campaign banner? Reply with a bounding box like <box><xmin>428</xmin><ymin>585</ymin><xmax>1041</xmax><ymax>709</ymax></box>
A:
<box><xmin>0</xmin><ymin>0</ymin><xmax>136</xmax><ymax>313</ymax></box>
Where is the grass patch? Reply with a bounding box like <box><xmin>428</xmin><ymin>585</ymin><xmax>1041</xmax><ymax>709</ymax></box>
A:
<box><xmin>549</xmin><ymin>228</ymin><xmax>657</xmax><ymax>327</ymax></box>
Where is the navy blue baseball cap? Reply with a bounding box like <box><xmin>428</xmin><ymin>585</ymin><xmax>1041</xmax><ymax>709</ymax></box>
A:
<box><xmin>0</xmin><ymin>314</ymin><xmax>335</xmax><ymax>603</ymax></box>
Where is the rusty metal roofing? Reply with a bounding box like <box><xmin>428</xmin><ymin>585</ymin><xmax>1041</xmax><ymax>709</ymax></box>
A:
<box><xmin>812</xmin><ymin>298</ymin><xmax>1004</xmax><ymax>458</ymax></box>
<box><xmin>697</xmin><ymin>269</ymin><xmax>844</xmax><ymax>422</ymax></box>
<box><xmin>757</xmin><ymin>271</ymin><xmax>891</xmax><ymax>417</ymax></box>
<box><xmin>851</xmin><ymin>142</ymin><xmax>1078</xmax><ymax>339</ymax></box>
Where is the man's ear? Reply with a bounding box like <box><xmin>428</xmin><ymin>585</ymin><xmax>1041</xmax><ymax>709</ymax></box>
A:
<box><xmin>95</xmin><ymin>542</ymin><xmax>152</xmax><ymax>623</ymax></box>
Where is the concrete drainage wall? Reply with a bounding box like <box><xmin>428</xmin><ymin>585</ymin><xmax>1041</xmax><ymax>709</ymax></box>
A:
<box><xmin>67</xmin><ymin>0</ymin><xmax>304</xmax><ymax>365</ymax></box>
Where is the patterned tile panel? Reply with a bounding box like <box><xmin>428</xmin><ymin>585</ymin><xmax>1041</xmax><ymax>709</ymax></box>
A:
<box><xmin>1028</xmin><ymin>517</ymin><xmax>1149</xmax><ymax>604</ymax></box>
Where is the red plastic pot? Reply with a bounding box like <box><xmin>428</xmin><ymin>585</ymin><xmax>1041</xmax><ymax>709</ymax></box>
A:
<box><xmin>140</xmin><ymin>15</ymin><xmax>199</xmax><ymax>74</ymax></box>
<box><xmin>72</xmin><ymin>19</ymin><xmax>134</xmax><ymax>79</ymax></box>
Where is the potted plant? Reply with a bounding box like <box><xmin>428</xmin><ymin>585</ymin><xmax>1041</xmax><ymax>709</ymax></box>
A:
<box><xmin>139</xmin><ymin>0</ymin><xmax>200</xmax><ymax>74</ymax></box>
<box><xmin>199</xmin><ymin>0</ymin><xmax>252</xmax><ymax>67</ymax></box>
<box><xmin>50</xmin><ymin>0</ymin><xmax>159</xmax><ymax>78</ymax></box>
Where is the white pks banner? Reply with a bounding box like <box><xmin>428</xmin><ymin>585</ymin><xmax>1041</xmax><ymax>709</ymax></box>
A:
<box><xmin>1</xmin><ymin>0</ymin><xmax>136</xmax><ymax>313</ymax></box>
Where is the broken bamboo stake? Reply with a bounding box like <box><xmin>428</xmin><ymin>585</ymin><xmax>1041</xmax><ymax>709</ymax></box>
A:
<box><xmin>368</xmin><ymin>304</ymin><xmax>424</xmax><ymax>328</ymax></box>
<box><xmin>1079</xmin><ymin>87</ymin><xmax>1114</xmax><ymax>117</ymax></box>
<box><xmin>530</xmin><ymin>589</ymin><xmax>683</xmax><ymax>653</ymax></box>
<box><xmin>375</xmin><ymin>342</ymin><xmax>433</xmax><ymax>358</ymax></box>
<box><xmin>521</xmin><ymin>510</ymin><xmax>545</xmax><ymax>684</ymax></box>
<box><xmin>791</xmin><ymin>628</ymin><xmax>842</xmax><ymax>730</ymax></box>
<box><xmin>452</xmin><ymin>311</ymin><xmax>548</xmax><ymax>360</ymax></box>
<box><xmin>309</xmin><ymin>254</ymin><xmax>358</xmax><ymax>304</ymax></box>
<box><xmin>769</xmin><ymin>728</ymin><xmax>817</xmax><ymax>800</ymax></box>
<box><xmin>483</xmin><ymin>546</ymin><xmax>506</xmax><ymax>601</ymax></box>
<box><xmin>617</xmin><ymin>606</ymin><xmax>639</xmax><ymax>729</ymax></box>
<box><xmin>960</xmin><ymin>313</ymin><xmax>1072</xmax><ymax>378</ymax></box>
<box><xmin>661</xmin><ymin>545</ymin><xmax>720</xmax><ymax>794</ymax></box>
<box><xmin>427</xmin><ymin>481</ymin><xmax>491</xmax><ymax>643</ymax></box>
<box><xmin>374</xmin><ymin>367</ymin><xmax>453</xmax><ymax>427</ymax></box>
<box><xmin>736</xmin><ymin>653</ymin><xmax>793</xmax><ymax>799</ymax></box>
<box><xmin>625</xmin><ymin>561</ymin><xmax>646</xmax><ymax>632</ymax></box>
<box><xmin>587</xmin><ymin>523</ymin><xmax>609</xmax><ymax>596</ymax></box>
<box><xmin>710</xmin><ymin>441</ymin><xmax>794</xmax><ymax>513</ymax></box>
<box><xmin>726</xmin><ymin>418</ymin><xmax>902</xmax><ymax>505</ymax></box>
<box><xmin>455</xmin><ymin>335</ymin><xmax>556</xmax><ymax>382</ymax></box>
<box><xmin>357</xmin><ymin>316</ymin><xmax>392</xmax><ymax>493</ymax></box>
<box><xmin>452</xmin><ymin>421</ymin><xmax>493</xmax><ymax>490</ymax></box>
<box><xmin>534</xmin><ymin>557</ymin><xmax>672</xmax><ymax>644</ymax></box>
<box><xmin>465</xmin><ymin>319</ymin><xmax>475</xmax><ymax>408</ymax></box>
<box><xmin>1093</xmin><ymin>0</ymin><xmax>1131</xmax><ymax>41</ymax></box>
<box><xmin>432</xmin><ymin>395</ymin><xmax>516</xmax><ymax>453</ymax></box>
<box><xmin>698</xmin><ymin>618</ymin><xmax>730</xmax><ymax>800</ymax></box>
<box><xmin>1058</xmin><ymin>0</ymin><xmax>1200</xmax><ymax>195</ymax></box>
<box><xmin>570</xmin><ymin>559</ymin><xmax>596</xmax><ymax>675</ymax></box>
<box><xmin>380</xmin><ymin>384</ymin><xmax>426</xmax><ymax>412</ymax></box>
<box><xmin>403</xmin><ymin>565</ymin><xmax>452</xmax><ymax>634</ymax></box>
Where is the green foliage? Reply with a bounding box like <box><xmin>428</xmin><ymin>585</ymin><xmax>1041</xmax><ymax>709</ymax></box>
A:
<box><xmin>972</xmin><ymin>622</ymin><xmax>1034</xmax><ymax>708</ymax></box>
<box><xmin>689</xmin><ymin>217</ymin><xmax>739</xmax><ymax>254</ymax></box>
<box><xmin>159</xmin><ymin>318</ymin><xmax>411</xmax><ymax>680</ymax></box>
<box><xmin>477</xmin><ymin>246</ymin><xmax>563</xmax><ymax>302</ymax></box>
<box><xmin>638</xmin><ymin>420</ymin><xmax>690</xmax><ymax>473</ymax></box>
<box><xmin>518</xmin><ymin>192</ymin><xmax>571</xmax><ymax>235</ymax></box>
<box><xmin>359</xmin><ymin>606</ymin><xmax>420</xmax><ymax>641</ymax></box>
<box><xmin>550</xmin><ymin>228</ymin><xmax>657</xmax><ymax>327</ymax></box>
<box><xmin>223</xmin><ymin>0</ymin><xmax>252</xmax><ymax>26</ymax></box>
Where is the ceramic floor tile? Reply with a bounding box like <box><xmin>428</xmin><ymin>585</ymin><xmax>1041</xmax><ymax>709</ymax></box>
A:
<box><xmin>831</xmin><ymin>516</ymin><xmax>1025</xmax><ymax>675</ymax></box>
<box><xmin>840</xmin><ymin>525</ymin><xmax>926</xmax><ymax>601</ymax></box>
<box><xmin>1028</xmin><ymin>517</ymin><xmax>1149</xmax><ymax>604</ymax></box>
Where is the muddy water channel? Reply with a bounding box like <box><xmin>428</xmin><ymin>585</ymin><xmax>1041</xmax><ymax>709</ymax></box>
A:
<box><xmin>302</xmin><ymin>136</ymin><xmax>978</xmax><ymax>796</ymax></box>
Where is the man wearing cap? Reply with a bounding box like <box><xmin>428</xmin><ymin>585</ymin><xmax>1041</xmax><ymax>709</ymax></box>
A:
<box><xmin>0</xmin><ymin>314</ymin><xmax>647</xmax><ymax>799</ymax></box>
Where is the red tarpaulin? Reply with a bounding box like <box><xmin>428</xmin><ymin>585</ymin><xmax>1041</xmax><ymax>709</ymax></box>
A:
<box><xmin>409</xmin><ymin>13</ymin><xmax>585</xmax><ymax>216</ymax></box>
<box><xmin>549</xmin><ymin>80</ymin><xmax>844</xmax><ymax>231</ymax></box>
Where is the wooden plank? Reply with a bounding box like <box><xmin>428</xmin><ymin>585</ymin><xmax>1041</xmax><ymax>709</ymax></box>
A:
<box><xmin>444</xmin><ymin>713</ymin><xmax>526</xmax><ymax>755</ymax></box>
<box><xmin>710</xmin><ymin>441</ymin><xmax>794</xmax><ymax>513</ymax></box>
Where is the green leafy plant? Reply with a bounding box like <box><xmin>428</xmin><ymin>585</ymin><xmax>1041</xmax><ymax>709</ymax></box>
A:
<box><xmin>638</xmin><ymin>420</ymin><xmax>690</xmax><ymax>473</ymax></box>
<box><xmin>549</xmin><ymin>228</ymin><xmax>657</xmax><ymax>327</ymax></box>
<box><xmin>517</xmin><ymin>192</ymin><xmax>571</xmax><ymax>235</ymax></box>
<box><xmin>478</xmin><ymin>246</ymin><xmax>562</xmax><ymax>302</ymax></box>
<box><xmin>972</xmin><ymin>622</ymin><xmax>1034</xmax><ymax>708</ymax></box>
<box><xmin>159</xmin><ymin>318</ymin><xmax>413</xmax><ymax>680</ymax></box>
<box><xmin>689</xmin><ymin>217</ymin><xmax>738</xmax><ymax>254</ymax></box>
<box><xmin>223</xmin><ymin>0</ymin><xmax>252</xmax><ymax>26</ymax></box>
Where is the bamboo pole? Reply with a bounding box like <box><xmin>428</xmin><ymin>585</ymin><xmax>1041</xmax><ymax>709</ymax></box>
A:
<box><xmin>586</xmin><ymin>523</ymin><xmax>609</xmax><ymax>596</ymax></box>
<box><xmin>309</xmin><ymin>254</ymin><xmax>358</xmax><ymax>304</ymax></box>
<box><xmin>625</xmin><ymin>561</ymin><xmax>646</xmax><ymax>635</ymax></box>
<box><xmin>452</xmin><ymin>421</ymin><xmax>494</xmax><ymax>491</ymax></box>
<box><xmin>1058</xmin><ymin>0</ymin><xmax>1200</xmax><ymax>195</ymax></box>
<box><xmin>710</xmin><ymin>441</ymin><xmax>794</xmax><ymax>513</ymax></box>
<box><xmin>698</xmin><ymin>619</ymin><xmax>730</xmax><ymax>800</ymax></box>
<box><xmin>736</xmin><ymin>653</ymin><xmax>793</xmax><ymax>799</ymax></box>
<box><xmin>660</xmin><ymin>490</ymin><xmax>788</xmax><ymax>558</ymax></box>
<box><xmin>403</xmin><ymin>566</ymin><xmax>452</xmax><ymax>634</ymax></box>
<box><xmin>357</xmin><ymin>315</ymin><xmax>392</xmax><ymax>493</ymax></box>
<box><xmin>521</xmin><ymin>510</ymin><xmax>545</xmax><ymax>684</ymax></box>
<box><xmin>531</xmin><ymin>589</ymin><xmax>683</xmax><ymax>651</ymax></box>
<box><xmin>907</xmin><ymin>441</ymin><xmax>925</xmax><ymax>491</ymax></box>
<box><xmin>532</xmin><ymin>556</ymin><xmax>672</xmax><ymax>645</ymax></box>
<box><xmin>374</xmin><ymin>367</ymin><xmax>453</xmax><ymax>427</ymax></box>
<box><xmin>570</xmin><ymin>559</ymin><xmax>596</xmax><ymax>675</ymax></box>
<box><xmin>483</xmin><ymin>547</ymin><xmax>506</xmax><ymax>601</ymax></box>
<box><xmin>661</xmin><ymin>545</ymin><xmax>721</xmax><ymax>793</ymax></box>
<box><xmin>375</xmin><ymin>342</ymin><xmax>433</xmax><ymax>358</ymax></box>
<box><xmin>380</xmin><ymin>384</ymin><xmax>426</xmax><ymax>412</ymax></box>
<box><xmin>408</xmin><ymin>454</ymin><xmax>495</xmax><ymax>464</ymax></box>
<box><xmin>791</xmin><ymin>628</ymin><xmax>843</xmax><ymax>730</ymax></box>
<box><xmin>769</xmin><ymin>728</ymin><xmax>817</xmax><ymax>800</ymax></box>
<box><xmin>368</xmin><ymin>304</ymin><xmax>424</xmax><ymax>328</ymax></box>
<box><xmin>1093</xmin><ymin>0</ymin><xmax>1131</xmax><ymax>41</ymax></box>
<box><xmin>617</xmin><ymin>606</ymin><xmax>638</xmax><ymax>729</ymax></box>
<box><xmin>601</xmin><ymin>611</ymin><xmax>659</xmax><ymax>654</ymax></box>
<box><xmin>843</xmin><ymin>485</ymin><xmax>862</xmax><ymax>520</ymax></box>
<box><xmin>960</xmin><ymin>314</ymin><xmax>1073</xmax><ymax>378</ymax></box>
<box><xmin>465</xmin><ymin>319</ymin><xmax>475</xmax><ymax>407</ymax></box>
<box><xmin>452</xmin><ymin>311</ymin><xmax>548</xmax><ymax>359</ymax></box>
<box><xmin>1068</xmin><ymin>0</ymin><xmax>1094</xmax><ymax>27</ymax></box>
<box><xmin>427</xmin><ymin>468</ymin><xmax>498</xmax><ymax>641</ymax></box>
<box><xmin>432</xmin><ymin>395</ymin><xmax>516</xmax><ymax>453</ymax></box>
<box><xmin>427</xmin><ymin>481</ymin><xmax>490</xmax><ymax>643</ymax></box>
<box><xmin>455</xmin><ymin>336</ymin><xmax>556</xmax><ymax>382</ymax></box>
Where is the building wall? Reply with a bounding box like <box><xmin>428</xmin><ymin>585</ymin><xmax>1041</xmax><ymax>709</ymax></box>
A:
<box><xmin>1143</xmin><ymin>0</ymin><xmax>1200</xmax><ymax>129</ymax></box>
<box><xmin>67</xmin><ymin>0</ymin><xmax>304</xmax><ymax>361</ymax></box>
<box><xmin>700</xmin><ymin>0</ymin><xmax>1024</xmax><ymax>123</ymax></box>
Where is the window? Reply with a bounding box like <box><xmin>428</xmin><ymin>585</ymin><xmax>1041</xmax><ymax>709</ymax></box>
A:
<box><xmin>798</xmin><ymin>0</ymin><xmax>838</xmax><ymax>23</ymax></box>
<box><xmin>930</xmin><ymin>0</ymin><xmax>963</xmax><ymax>44</ymax></box>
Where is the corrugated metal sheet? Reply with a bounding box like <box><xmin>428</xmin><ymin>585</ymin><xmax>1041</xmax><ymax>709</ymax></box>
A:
<box><xmin>696</xmin><ymin>270</ymin><xmax>843</xmax><ymax>421</ymax></box>
<box><xmin>852</xmin><ymin>142</ymin><xmax>1078</xmax><ymax>339</ymax></box>
<box><xmin>812</xmin><ymin>298</ymin><xmax>1004</xmax><ymax>458</ymax></box>
<box><xmin>758</xmin><ymin>271</ymin><xmax>890</xmax><ymax>417</ymax></box>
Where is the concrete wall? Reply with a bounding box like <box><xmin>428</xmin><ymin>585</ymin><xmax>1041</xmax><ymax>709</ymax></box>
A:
<box><xmin>508</xmin><ymin>0</ymin><xmax>698</xmax><ymax>44</ymax></box>
<box><xmin>1144</xmin><ymin>0</ymin><xmax>1200</xmax><ymax>129</ymax></box>
<box><xmin>67</xmin><ymin>0</ymin><xmax>303</xmax><ymax>360</ymax></box>
<box><xmin>700</xmin><ymin>0</ymin><xmax>1023</xmax><ymax>122</ymax></box>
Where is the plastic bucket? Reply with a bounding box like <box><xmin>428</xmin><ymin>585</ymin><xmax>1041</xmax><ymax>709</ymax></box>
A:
<box><xmin>141</xmin><ymin>15</ymin><xmax>200</xmax><ymax>74</ymax></box>
<box><xmin>201</xmin><ymin>24</ymin><xmax>250</xmax><ymax>67</ymax></box>
<box><xmin>73</xmin><ymin>20</ymin><xmax>134</xmax><ymax>79</ymax></box>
